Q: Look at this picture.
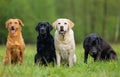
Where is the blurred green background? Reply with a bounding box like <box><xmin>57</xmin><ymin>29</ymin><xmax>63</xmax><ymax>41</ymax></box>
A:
<box><xmin>0</xmin><ymin>0</ymin><xmax>120</xmax><ymax>44</ymax></box>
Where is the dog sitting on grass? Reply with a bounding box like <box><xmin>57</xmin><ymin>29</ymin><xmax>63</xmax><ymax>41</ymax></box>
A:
<box><xmin>83</xmin><ymin>33</ymin><xmax>117</xmax><ymax>63</ymax></box>
<box><xmin>3</xmin><ymin>19</ymin><xmax>25</xmax><ymax>65</ymax></box>
<box><xmin>53</xmin><ymin>18</ymin><xmax>76</xmax><ymax>67</ymax></box>
<box><xmin>34</xmin><ymin>22</ymin><xmax>56</xmax><ymax>66</ymax></box>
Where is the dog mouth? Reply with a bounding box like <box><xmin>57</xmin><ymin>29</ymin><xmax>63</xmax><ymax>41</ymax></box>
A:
<box><xmin>11</xmin><ymin>29</ymin><xmax>16</xmax><ymax>34</ymax></box>
<box><xmin>59</xmin><ymin>31</ymin><xmax>66</xmax><ymax>34</ymax></box>
<box><xmin>59</xmin><ymin>29</ymin><xmax>66</xmax><ymax>34</ymax></box>
<box><xmin>89</xmin><ymin>49</ymin><xmax>97</xmax><ymax>56</ymax></box>
<box><xmin>40</xmin><ymin>29</ymin><xmax>46</xmax><ymax>34</ymax></box>
<box><xmin>10</xmin><ymin>26</ymin><xmax>16</xmax><ymax>34</ymax></box>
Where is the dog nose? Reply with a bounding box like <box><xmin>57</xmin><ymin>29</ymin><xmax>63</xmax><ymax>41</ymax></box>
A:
<box><xmin>11</xmin><ymin>26</ymin><xmax>14</xmax><ymax>30</ymax></box>
<box><xmin>41</xmin><ymin>28</ymin><xmax>44</xmax><ymax>32</ymax></box>
<box><xmin>60</xmin><ymin>26</ymin><xmax>64</xmax><ymax>30</ymax></box>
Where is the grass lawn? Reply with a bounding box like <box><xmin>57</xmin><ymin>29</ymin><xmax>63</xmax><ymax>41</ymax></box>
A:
<box><xmin>0</xmin><ymin>44</ymin><xmax>120</xmax><ymax>77</ymax></box>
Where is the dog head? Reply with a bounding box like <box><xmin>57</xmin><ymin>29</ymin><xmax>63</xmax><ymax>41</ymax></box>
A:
<box><xmin>86</xmin><ymin>34</ymin><xmax>102</xmax><ymax>55</ymax></box>
<box><xmin>36</xmin><ymin>22</ymin><xmax>53</xmax><ymax>34</ymax></box>
<box><xmin>53</xmin><ymin>18</ymin><xmax>74</xmax><ymax>35</ymax></box>
<box><xmin>6</xmin><ymin>19</ymin><xmax>24</xmax><ymax>35</ymax></box>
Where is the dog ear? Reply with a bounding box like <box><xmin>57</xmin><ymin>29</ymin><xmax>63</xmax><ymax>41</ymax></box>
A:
<box><xmin>96</xmin><ymin>37</ymin><xmax>102</xmax><ymax>50</ymax></box>
<box><xmin>49</xmin><ymin>25</ymin><xmax>53</xmax><ymax>32</ymax></box>
<box><xmin>67</xmin><ymin>19</ymin><xmax>74</xmax><ymax>29</ymax></box>
<box><xmin>87</xmin><ymin>37</ymin><xmax>91</xmax><ymax>46</ymax></box>
<box><xmin>35</xmin><ymin>23</ymin><xmax>39</xmax><ymax>32</ymax></box>
<box><xmin>47</xmin><ymin>22</ymin><xmax>53</xmax><ymax>32</ymax></box>
<box><xmin>96</xmin><ymin>37</ymin><xmax>102</xmax><ymax>45</ymax></box>
<box><xmin>5</xmin><ymin>19</ymin><xmax>10</xmax><ymax>28</ymax></box>
<box><xmin>52</xmin><ymin>20</ymin><xmax>58</xmax><ymax>29</ymax></box>
<box><xmin>17</xmin><ymin>19</ymin><xmax>24</xmax><ymax>26</ymax></box>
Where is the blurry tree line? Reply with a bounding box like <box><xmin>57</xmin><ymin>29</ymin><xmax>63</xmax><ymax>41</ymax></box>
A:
<box><xmin>0</xmin><ymin>0</ymin><xmax>120</xmax><ymax>44</ymax></box>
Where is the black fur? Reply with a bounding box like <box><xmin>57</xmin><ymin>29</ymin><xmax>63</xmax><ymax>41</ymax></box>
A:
<box><xmin>34</xmin><ymin>22</ymin><xmax>56</xmax><ymax>66</ymax></box>
<box><xmin>83</xmin><ymin>33</ymin><xmax>117</xmax><ymax>63</ymax></box>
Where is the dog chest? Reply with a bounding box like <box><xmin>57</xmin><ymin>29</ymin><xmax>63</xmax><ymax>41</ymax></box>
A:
<box><xmin>57</xmin><ymin>43</ymin><xmax>72</xmax><ymax>51</ymax></box>
<box><xmin>8</xmin><ymin>45</ymin><xmax>22</xmax><ymax>59</ymax></box>
<box><xmin>8</xmin><ymin>45</ymin><xmax>23</xmax><ymax>53</ymax></box>
<box><xmin>59</xmin><ymin>49</ymin><xmax>69</xmax><ymax>60</ymax></box>
<box><xmin>57</xmin><ymin>44</ymin><xmax>72</xmax><ymax>60</ymax></box>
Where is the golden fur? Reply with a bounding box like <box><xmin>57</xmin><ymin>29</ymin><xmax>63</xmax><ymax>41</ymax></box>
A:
<box><xmin>3</xmin><ymin>19</ymin><xmax>25</xmax><ymax>65</ymax></box>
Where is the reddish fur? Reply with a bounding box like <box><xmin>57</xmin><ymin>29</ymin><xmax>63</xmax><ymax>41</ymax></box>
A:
<box><xmin>3</xmin><ymin>19</ymin><xmax>25</xmax><ymax>65</ymax></box>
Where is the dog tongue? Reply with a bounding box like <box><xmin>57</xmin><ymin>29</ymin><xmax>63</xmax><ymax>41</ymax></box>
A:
<box><xmin>11</xmin><ymin>30</ymin><xmax>16</xmax><ymax>34</ymax></box>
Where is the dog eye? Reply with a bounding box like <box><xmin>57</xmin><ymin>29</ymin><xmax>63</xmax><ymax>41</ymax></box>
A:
<box><xmin>15</xmin><ymin>22</ymin><xmax>18</xmax><ymax>24</ymax></box>
<box><xmin>64</xmin><ymin>22</ymin><xmax>67</xmax><ymax>25</ymax></box>
<box><xmin>58</xmin><ymin>23</ymin><xmax>61</xmax><ymax>25</ymax></box>
<box><xmin>9</xmin><ymin>22</ymin><xmax>12</xmax><ymax>24</ymax></box>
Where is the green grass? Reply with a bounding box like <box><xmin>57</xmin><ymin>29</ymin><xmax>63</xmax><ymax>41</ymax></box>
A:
<box><xmin>0</xmin><ymin>44</ymin><xmax>120</xmax><ymax>77</ymax></box>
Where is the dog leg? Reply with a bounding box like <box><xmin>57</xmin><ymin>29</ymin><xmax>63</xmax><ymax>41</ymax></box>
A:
<box><xmin>20</xmin><ymin>51</ymin><xmax>24</xmax><ymax>64</ymax></box>
<box><xmin>19</xmin><ymin>48</ymin><xmax>24</xmax><ymax>64</ymax></box>
<box><xmin>3</xmin><ymin>50</ymin><xmax>11</xmax><ymax>65</ymax></box>
<box><xmin>69</xmin><ymin>51</ymin><xmax>74</xmax><ymax>67</ymax></box>
<box><xmin>34</xmin><ymin>54</ymin><xmax>37</xmax><ymax>64</ymax></box>
<box><xmin>96</xmin><ymin>51</ymin><xmax>101</xmax><ymax>60</ymax></box>
<box><xmin>56</xmin><ymin>51</ymin><xmax>61</xmax><ymax>66</ymax></box>
<box><xmin>109</xmin><ymin>51</ymin><xmax>117</xmax><ymax>60</ymax></box>
<box><xmin>94</xmin><ymin>57</ymin><xmax>97</xmax><ymax>62</ymax></box>
<box><xmin>84</xmin><ymin>51</ymin><xmax>88</xmax><ymax>63</ymax></box>
<box><xmin>73</xmin><ymin>54</ymin><xmax>76</xmax><ymax>64</ymax></box>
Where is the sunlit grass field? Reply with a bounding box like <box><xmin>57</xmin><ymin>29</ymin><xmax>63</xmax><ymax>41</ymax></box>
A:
<box><xmin>0</xmin><ymin>44</ymin><xmax>120</xmax><ymax>77</ymax></box>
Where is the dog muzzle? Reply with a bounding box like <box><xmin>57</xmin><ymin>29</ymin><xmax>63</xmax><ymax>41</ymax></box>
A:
<box><xmin>10</xmin><ymin>26</ymin><xmax>16</xmax><ymax>34</ymax></box>
<box><xmin>59</xmin><ymin>30</ymin><xmax>66</xmax><ymax>34</ymax></box>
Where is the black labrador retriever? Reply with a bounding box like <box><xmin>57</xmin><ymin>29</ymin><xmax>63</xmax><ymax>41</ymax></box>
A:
<box><xmin>83</xmin><ymin>33</ymin><xmax>117</xmax><ymax>63</ymax></box>
<box><xmin>34</xmin><ymin>22</ymin><xmax>56</xmax><ymax>66</ymax></box>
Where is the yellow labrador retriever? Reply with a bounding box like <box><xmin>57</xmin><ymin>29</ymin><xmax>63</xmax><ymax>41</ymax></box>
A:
<box><xmin>53</xmin><ymin>18</ymin><xmax>76</xmax><ymax>67</ymax></box>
